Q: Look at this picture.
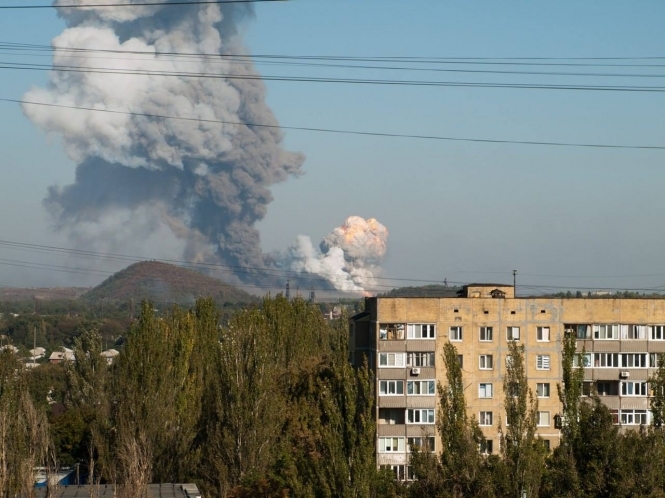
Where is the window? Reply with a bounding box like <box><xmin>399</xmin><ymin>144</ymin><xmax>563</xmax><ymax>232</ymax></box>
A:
<box><xmin>479</xmin><ymin>440</ymin><xmax>493</xmax><ymax>455</ymax></box>
<box><xmin>407</xmin><ymin>352</ymin><xmax>435</xmax><ymax>367</ymax></box>
<box><xmin>479</xmin><ymin>411</ymin><xmax>493</xmax><ymax>426</ymax></box>
<box><xmin>379</xmin><ymin>380</ymin><xmax>404</xmax><ymax>395</ymax></box>
<box><xmin>379</xmin><ymin>323</ymin><xmax>405</xmax><ymax>340</ymax></box>
<box><xmin>379</xmin><ymin>353</ymin><xmax>405</xmax><ymax>368</ymax></box>
<box><xmin>622</xmin><ymin>381</ymin><xmax>648</xmax><ymax>396</ymax></box>
<box><xmin>479</xmin><ymin>383</ymin><xmax>493</xmax><ymax>398</ymax></box>
<box><xmin>407</xmin><ymin>380</ymin><xmax>435</xmax><ymax>395</ymax></box>
<box><xmin>507</xmin><ymin>381</ymin><xmax>520</xmax><ymax>397</ymax></box>
<box><xmin>507</xmin><ymin>326</ymin><xmax>520</xmax><ymax>341</ymax></box>
<box><xmin>572</xmin><ymin>324</ymin><xmax>591</xmax><ymax>339</ymax></box>
<box><xmin>573</xmin><ymin>353</ymin><xmax>592</xmax><ymax>368</ymax></box>
<box><xmin>622</xmin><ymin>325</ymin><xmax>647</xmax><ymax>340</ymax></box>
<box><xmin>457</xmin><ymin>355</ymin><xmax>464</xmax><ymax>368</ymax></box>
<box><xmin>593</xmin><ymin>324</ymin><xmax>619</xmax><ymax>340</ymax></box>
<box><xmin>380</xmin><ymin>465</ymin><xmax>406</xmax><ymax>481</ymax></box>
<box><xmin>408</xmin><ymin>437</ymin><xmax>435</xmax><ymax>453</ymax></box>
<box><xmin>597</xmin><ymin>381</ymin><xmax>618</xmax><ymax>396</ymax></box>
<box><xmin>537</xmin><ymin>327</ymin><xmax>550</xmax><ymax>342</ymax></box>
<box><xmin>536</xmin><ymin>383</ymin><xmax>550</xmax><ymax>398</ymax></box>
<box><xmin>610</xmin><ymin>409</ymin><xmax>620</xmax><ymax>425</ymax></box>
<box><xmin>479</xmin><ymin>355</ymin><xmax>493</xmax><ymax>370</ymax></box>
<box><xmin>379</xmin><ymin>409</ymin><xmax>405</xmax><ymax>425</ymax></box>
<box><xmin>449</xmin><ymin>326</ymin><xmax>463</xmax><ymax>341</ymax></box>
<box><xmin>621</xmin><ymin>353</ymin><xmax>647</xmax><ymax>368</ymax></box>
<box><xmin>536</xmin><ymin>355</ymin><xmax>550</xmax><ymax>370</ymax></box>
<box><xmin>651</xmin><ymin>353</ymin><xmax>665</xmax><ymax>368</ymax></box>
<box><xmin>480</xmin><ymin>326</ymin><xmax>493</xmax><ymax>342</ymax></box>
<box><xmin>594</xmin><ymin>353</ymin><xmax>619</xmax><ymax>368</ymax></box>
<box><xmin>538</xmin><ymin>411</ymin><xmax>550</xmax><ymax>427</ymax></box>
<box><xmin>541</xmin><ymin>439</ymin><xmax>551</xmax><ymax>451</ymax></box>
<box><xmin>582</xmin><ymin>381</ymin><xmax>592</xmax><ymax>396</ymax></box>
<box><xmin>407</xmin><ymin>324</ymin><xmax>436</xmax><ymax>339</ymax></box>
<box><xmin>407</xmin><ymin>409</ymin><xmax>435</xmax><ymax>424</ymax></box>
<box><xmin>651</xmin><ymin>325</ymin><xmax>665</xmax><ymax>341</ymax></box>
<box><xmin>506</xmin><ymin>355</ymin><xmax>514</xmax><ymax>368</ymax></box>
<box><xmin>379</xmin><ymin>437</ymin><xmax>405</xmax><ymax>453</ymax></box>
<box><xmin>620</xmin><ymin>410</ymin><xmax>648</xmax><ymax>425</ymax></box>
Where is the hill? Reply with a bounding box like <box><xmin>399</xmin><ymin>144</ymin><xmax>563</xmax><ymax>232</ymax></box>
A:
<box><xmin>83</xmin><ymin>261</ymin><xmax>256</xmax><ymax>306</ymax></box>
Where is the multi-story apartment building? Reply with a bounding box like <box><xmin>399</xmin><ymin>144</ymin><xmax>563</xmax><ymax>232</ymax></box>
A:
<box><xmin>349</xmin><ymin>284</ymin><xmax>665</xmax><ymax>481</ymax></box>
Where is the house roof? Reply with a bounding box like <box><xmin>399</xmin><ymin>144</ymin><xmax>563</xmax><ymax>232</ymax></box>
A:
<box><xmin>35</xmin><ymin>484</ymin><xmax>201</xmax><ymax>498</ymax></box>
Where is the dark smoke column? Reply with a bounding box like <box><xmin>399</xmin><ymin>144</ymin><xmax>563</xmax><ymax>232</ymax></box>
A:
<box><xmin>22</xmin><ymin>0</ymin><xmax>304</xmax><ymax>282</ymax></box>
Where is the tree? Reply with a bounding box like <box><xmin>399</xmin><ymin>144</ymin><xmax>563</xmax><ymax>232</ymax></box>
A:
<box><xmin>650</xmin><ymin>353</ymin><xmax>665</xmax><ymax>428</ymax></box>
<box><xmin>540</xmin><ymin>331</ymin><xmax>583</xmax><ymax>498</ymax></box>
<box><xmin>72</xmin><ymin>299</ymin><xmax>220</xmax><ymax>494</ymax></box>
<box><xmin>0</xmin><ymin>350</ymin><xmax>48</xmax><ymax>498</ymax></box>
<box><xmin>410</xmin><ymin>342</ymin><xmax>492</xmax><ymax>498</ymax></box>
<box><xmin>500</xmin><ymin>341</ymin><xmax>546</xmax><ymax>498</ymax></box>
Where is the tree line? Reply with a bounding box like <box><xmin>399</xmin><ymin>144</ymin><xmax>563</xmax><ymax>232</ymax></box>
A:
<box><xmin>6</xmin><ymin>296</ymin><xmax>665</xmax><ymax>497</ymax></box>
<box><xmin>2</xmin><ymin>296</ymin><xmax>386</xmax><ymax>498</ymax></box>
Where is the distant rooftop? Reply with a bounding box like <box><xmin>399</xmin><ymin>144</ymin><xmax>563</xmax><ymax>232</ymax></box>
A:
<box><xmin>35</xmin><ymin>484</ymin><xmax>201</xmax><ymax>498</ymax></box>
<box><xmin>375</xmin><ymin>283</ymin><xmax>515</xmax><ymax>299</ymax></box>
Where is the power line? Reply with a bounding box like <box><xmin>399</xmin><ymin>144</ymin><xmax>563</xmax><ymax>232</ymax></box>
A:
<box><xmin>5</xmin><ymin>61</ymin><xmax>665</xmax><ymax>92</ymax></box>
<box><xmin>3</xmin><ymin>239</ymin><xmax>665</xmax><ymax>294</ymax></box>
<box><xmin>4</xmin><ymin>41</ymin><xmax>665</xmax><ymax>67</ymax></box>
<box><xmin>0</xmin><ymin>0</ymin><xmax>286</xmax><ymax>10</ymax></box>
<box><xmin>0</xmin><ymin>239</ymin><xmax>450</xmax><ymax>288</ymax></box>
<box><xmin>6</xmin><ymin>49</ymin><xmax>665</xmax><ymax>79</ymax></box>
<box><xmin>3</xmin><ymin>98</ymin><xmax>664</xmax><ymax>151</ymax></box>
<box><xmin>5</xmin><ymin>44</ymin><xmax>665</xmax><ymax>77</ymax></box>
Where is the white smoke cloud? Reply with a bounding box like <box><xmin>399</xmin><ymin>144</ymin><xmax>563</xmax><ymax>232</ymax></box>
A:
<box><xmin>284</xmin><ymin>216</ymin><xmax>389</xmax><ymax>293</ymax></box>
<box><xmin>22</xmin><ymin>2</ymin><xmax>391</xmax><ymax>293</ymax></box>
<box><xmin>23</xmin><ymin>1</ymin><xmax>305</xmax><ymax>281</ymax></box>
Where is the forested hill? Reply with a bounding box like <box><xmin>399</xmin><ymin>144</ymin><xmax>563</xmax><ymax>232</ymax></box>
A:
<box><xmin>83</xmin><ymin>261</ymin><xmax>257</xmax><ymax>306</ymax></box>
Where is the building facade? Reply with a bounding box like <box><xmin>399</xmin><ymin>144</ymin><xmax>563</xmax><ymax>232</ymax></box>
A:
<box><xmin>349</xmin><ymin>285</ymin><xmax>665</xmax><ymax>480</ymax></box>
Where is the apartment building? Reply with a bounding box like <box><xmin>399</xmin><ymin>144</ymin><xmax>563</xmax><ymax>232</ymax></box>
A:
<box><xmin>349</xmin><ymin>284</ymin><xmax>665</xmax><ymax>480</ymax></box>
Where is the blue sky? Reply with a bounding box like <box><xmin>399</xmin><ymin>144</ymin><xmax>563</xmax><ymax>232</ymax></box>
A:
<box><xmin>1</xmin><ymin>0</ymin><xmax>665</xmax><ymax>294</ymax></box>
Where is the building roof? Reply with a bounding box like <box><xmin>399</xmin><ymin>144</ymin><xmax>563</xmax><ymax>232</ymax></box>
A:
<box><xmin>350</xmin><ymin>311</ymin><xmax>370</xmax><ymax>320</ymax></box>
<box><xmin>35</xmin><ymin>484</ymin><xmax>201</xmax><ymax>498</ymax></box>
<box><xmin>49</xmin><ymin>349</ymin><xmax>75</xmax><ymax>362</ymax></box>
<box><xmin>464</xmin><ymin>283</ymin><xmax>513</xmax><ymax>288</ymax></box>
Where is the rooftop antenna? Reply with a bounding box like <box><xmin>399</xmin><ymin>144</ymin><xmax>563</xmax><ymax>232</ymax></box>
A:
<box><xmin>309</xmin><ymin>287</ymin><xmax>315</xmax><ymax>303</ymax></box>
<box><xmin>513</xmin><ymin>269</ymin><xmax>518</xmax><ymax>297</ymax></box>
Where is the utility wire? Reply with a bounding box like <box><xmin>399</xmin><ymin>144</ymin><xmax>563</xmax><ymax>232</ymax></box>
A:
<box><xmin>6</xmin><ymin>62</ymin><xmax>665</xmax><ymax>93</ymax></box>
<box><xmin>3</xmin><ymin>97</ymin><xmax>664</xmax><ymax>151</ymax></box>
<box><xmin>3</xmin><ymin>41</ymin><xmax>665</xmax><ymax>67</ymax></box>
<box><xmin>5</xmin><ymin>49</ymin><xmax>665</xmax><ymax>78</ymax></box>
<box><xmin>4</xmin><ymin>61</ymin><xmax>665</xmax><ymax>92</ymax></box>
<box><xmin>2</xmin><ymin>239</ymin><xmax>665</xmax><ymax>294</ymax></box>
<box><xmin>0</xmin><ymin>239</ymin><xmax>450</xmax><ymax>287</ymax></box>
<box><xmin>0</xmin><ymin>0</ymin><xmax>286</xmax><ymax>10</ymax></box>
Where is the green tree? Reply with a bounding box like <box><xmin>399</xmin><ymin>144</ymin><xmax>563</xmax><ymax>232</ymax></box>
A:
<box><xmin>540</xmin><ymin>331</ymin><xmax>583</xmax><ymax>498</ymax></box>
<box><xmin>0</xmin><ymin>350</ymin><xmax>48</xmax><ymax>497</ymax></box>
<box><xmin>98</xmin><ymin>299</ymin><xmax>218</xmax><ymax>493</ymax></box>
<box><xmin>410</xmin><ymin>342</ymin><xmax>492</xmax><ymax>498</ymax></box>
<box><xmin>500</xmin><ymin>341</ymin><xmax>546</xmax><ymax>498</ymax></box>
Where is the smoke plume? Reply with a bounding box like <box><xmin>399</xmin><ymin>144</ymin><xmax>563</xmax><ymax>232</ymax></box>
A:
<box><xmin>284</xmin><ymin>216</ymin><xmax>389</xmax><ymax>293</ymax></box>
<box><xmin>22</xmin><ymin>1</ymin><xmax>388</xmax><ymax>292</ymax></box>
